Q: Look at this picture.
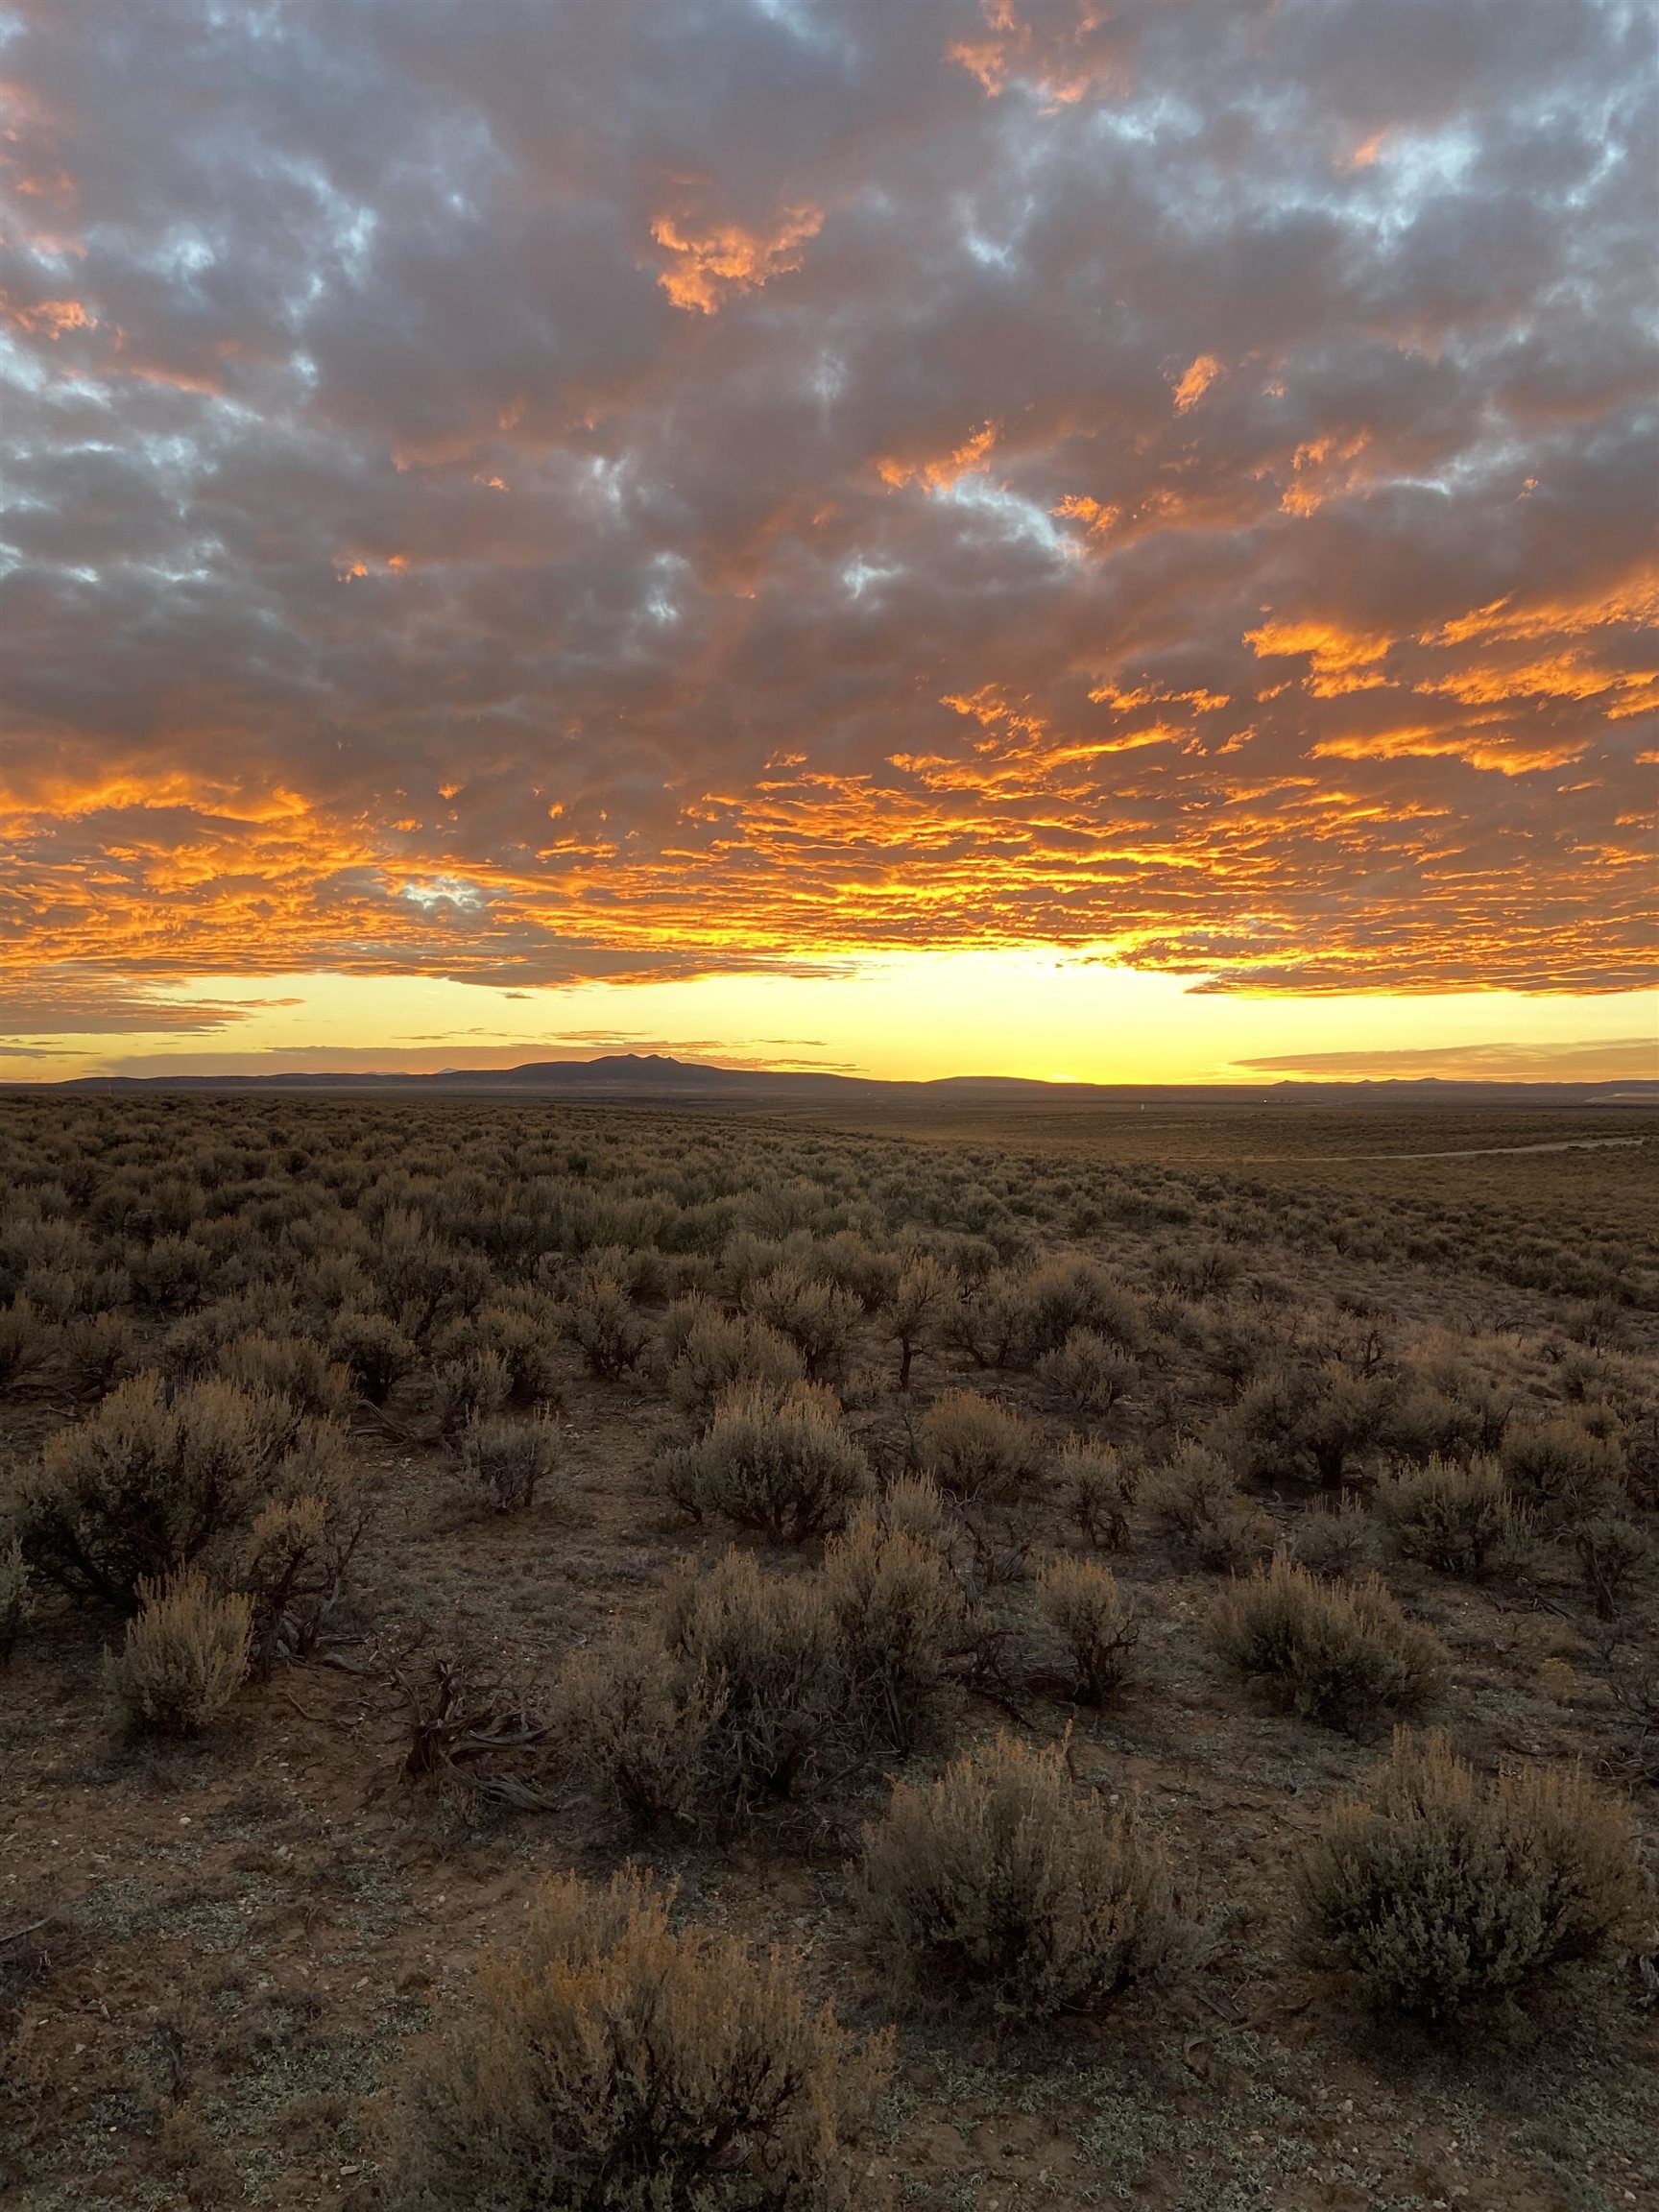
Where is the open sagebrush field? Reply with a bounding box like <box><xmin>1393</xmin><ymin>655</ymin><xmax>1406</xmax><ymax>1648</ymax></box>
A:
<box><xmin>0</xmin><ymin>1092</ymin><xmax>1654</xmax><ymax>2212</ymax></box>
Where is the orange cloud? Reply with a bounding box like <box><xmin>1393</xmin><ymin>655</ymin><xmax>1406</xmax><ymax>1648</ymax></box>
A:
<box><xmin>1311</xmin><ymin>728</ymin><xmax>1591</xmax><ymax>777</ymax></box>
<box><xmin>652</xmin><ymin>204</ymin><xmax>823</xmax><ymax>314</ymax></box>
<box><xmin>1052</xmin><ymin>493</ymin><xmax>1120</xmax><ymax>536</ymax></box>
<box><xmin>949</xmin><ymin>1</ymin><xmax>1131</xmax><ymax>107</ymax></box>
<box><xmin>1418</xmin><ymin>655</ymin><xmax>1659</xmax><ymax>710</ymax></box>
<box><xmin>1277</xmin><ymin>432</ymin><xmax>1372</xmax><ymax>516</ymax></box>
<box><xmin>878</xmin><ymin>421</ymin><xmax>999</xmax><ymax>493</ymax></box>
<box><xmin>1171</xmin><ymin>354</ymin><xmax>1221</xmax><ymax>413</ymax></box>
<box><xmin>1245</xmin><ymin>618</ymin><xmax>1394</xmax><ymax>694</ymax></box>
<box><xmin>0</xmin><ymin>291</ymin><xmax>93</xmax><ymax>338</ymax></box>
<box><xmin>1424</xmin><ymin>570</ymin><xmax>1659</xmax><ymax>646</ymax></box>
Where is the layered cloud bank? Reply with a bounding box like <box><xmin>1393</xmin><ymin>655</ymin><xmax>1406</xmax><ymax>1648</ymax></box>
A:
<box><xmin>2</xmin><ymin>0</ymin><xmax>1654</xmax><ymax>1027</ymax></box>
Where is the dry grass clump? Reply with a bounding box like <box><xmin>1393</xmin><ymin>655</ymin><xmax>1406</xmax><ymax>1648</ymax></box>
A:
<box><xmin>1037</xmin><ymin>1555</ymin><xmax>1138</xmax><ymax>1703</ymax></box>
<box><xmin>822</xmin><ymin>1508</ymin><xmax>964</xmax><ymax>1754</ymax></box>
<box><xmin>1375</xmin><ymin>1456</ymin><xmax>1529</xmax><ymax>1577</ymax></box>
<box><xmin>1299</xmin><ymin>1728</ymin><xmax>1649</xmax><ymax>2023</ymax></box>
<box><xmin>459</xmin><ymin>1411</ymin><xmax>563</xmax><ymax>1512</ymax></box>
<box><xmin>388</xmin><ymin>1866</ymin><xmax>889</xmax><ymax>2212</ymax></box>
<box><xmin>105</xmin><ymin>1569</ymin><xmax>252</xmax><ymax>1736</ymax></box>
<box><xmin>857</xmin><ymin>1733</ymin><xmax>1191</xmax><ymax>2019</ymax></box>
<box><xmin>16</xmin><ymin>1371</ymin><xmax>299</xmax><ymax>1608</ymax></box>
<box><xmin>663</xmin><ymin>1382</ymin><xmax>871</xmax><ymax>1541</ymax></box>
<box><xmin>919</xmin><ymin>1389</ymin><xmax>1046</xmax><ymax>1504</ymax></box>
<box><xmin>1213</xmin><ymin>1559</ymin><xmax>1444</xmax><ymax>1726</ymax></box>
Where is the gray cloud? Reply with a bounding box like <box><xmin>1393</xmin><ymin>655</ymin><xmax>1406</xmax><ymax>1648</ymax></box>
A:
<box><xmin>0</xmin><ymin>0</ymin><xmax>1652</xmax><ymax>1003</ymax></box>
<box><xmin>1235</xmin><ymin>1036</ymin><xmax>1657</xmax><ymax>1080</ymax></box>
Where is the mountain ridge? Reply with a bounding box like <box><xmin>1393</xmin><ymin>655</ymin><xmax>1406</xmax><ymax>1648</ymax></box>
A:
<box><xmin>12</xmin><ymin>1049</ymin><xmax>1655</xmax><ymax>1108</ymax></box>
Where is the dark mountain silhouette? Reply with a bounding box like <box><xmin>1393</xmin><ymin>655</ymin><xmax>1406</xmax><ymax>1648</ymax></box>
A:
<box><xmin>23</xmin><ymin>1050</ymin><xmax>1657</xmax><ymax>1108</ymax></box>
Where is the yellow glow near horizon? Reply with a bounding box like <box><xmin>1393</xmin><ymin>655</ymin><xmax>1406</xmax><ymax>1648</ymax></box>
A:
<box><xmin>4</xmin><ymin>954</ymin><xmax>1652</xmax><ymax>1087</ymax></box>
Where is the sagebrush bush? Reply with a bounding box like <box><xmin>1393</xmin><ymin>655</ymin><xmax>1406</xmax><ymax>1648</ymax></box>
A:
<box><xmin>1290</xmin><ymin>1498</ymin><xmax>1382</xmax><ymax>1580</ymax></box>
<box><xmin>238</xmin><ymin>1493</ymin><xmax>334</xmax><ymax>1670</ymax></box>
<box><xmin>885</xmin><ymin>1255</ymin><xmax>954</xmax><ymax>1390</ymax></box>
<box><xmin>60</xmin><ymin>1309</ymin><xmax>138</xmax><ymax>1394</ymax></box>
<box><xmin>105</xmin><ymin>1570</ymin><xmax>252</xmax><ymax>1736</ymax></box>
<box><xmin>662</xmin><ymin>1382</ymin><xmax>871</xmax><ymax>1541</ymax></box>
<box><xmin>748</xmin><ymin>1265</ymin><xmax>860</xmax><ymax>1383</ymax></box>
<box><xmin>1016</xmin><ymin>1258</ymin><xmax>1147</xmax><ymax>1361</ymax></box>
<box><xmin>431</xmin><ymin>1343</ymin><xmax>512</xmax><ymax>1435</ymax></box>
<box><xmin>667</xmin><ymin>1303</ymin><xmax>805</xmax><ymax>1417</ymax></box>
<box><xmin>919</xmin><ymin>1390</ymin><xmax>1045</xmax><ymax>1504</ymax></box>
<box><xmin>661</xmin><ymin>1548</ymin><xmax>843</xmax><ymax>1817</ymax></box>
<box><xmin>388</xmin><ymin>1866</ymin><xmax>889</xmax><ymax>2212</ymax></box>
<box><xmin>1575</xmin><ymin>1514</ymin><xmax>1652</xmax><ymax>1620</ymax></box>
<box><xmin>215</xmin><ymin>1333</ymin><xmax>354</xmax><ymax>1423</ymax></box>
<box><xmin>1375</xmin><ymin>1456</ymin><xmax>1528</xmax><ymax>1577</ymax></box>
<box><xmin>0</xmin><ymin>1295</ymin><xmax>51</xmax><ymax>1393</ymax></box>
<box><xmin>127</xmin><ymin>1232</ymin><xmax>214</xmax><ymax>1312</ymax></box>
<box><xmin>327</xmin><ymin>1309</ymin><xmax>417</xmax><ymax>1405</ymax></box>
<box><xmin>0</xmin><ymin>1538</ymin><xmax>30</xmax><ymax>1664</ymax></box>
<box><xmin>1038</xmin><ymin>1555</ymin><xmax>1138</xmax><ymax>1703</ymax></box>
<box><xmin>1299</xmin><ymin>1728</ymin><xmax>1648</xmax><ymax>2022</ymax></box>
<box><xmin>1382</xmin><ymin>1385</ymin><xmax>1485</xmax><ymax>1468</ymax></box>
<box><xmin>1059</xmin><ymin>1440</ymin><xmax>1135</xmax><ymax>1551</ymax></box>
<box><xmin>858</xmin><ymin>1732</ymin><xmax>1191</xmax><ymax>2018</ymax></box>
<box><xmin>473</xmin><ymin>1299</ymin><xmax>565</xmax><ymax>1405</ymax></box>
<box><xmin>1143</xmin><ymin>1443</ymin><xmax>1272</xmax><ymax>1572</ymax></box>
<box><xmin>567</xmin><ymin>1270</ymin><xmax>649</xmax><ymax>1378</ymax></box>
<box><xmin>17</xmin><ymin>1371</ymin><xmax>295</xmax><ymax>1607</ymax></box>
<box><xmin>460</xmin><ymin>1411</ymin><xmax>563</xmax><ymax>1512</ymax></box>
<box><xmin>822</xmin><ymin>1509</ymin><xmax>963</xmax><ymax>1753</ymax></box>
<box><xmin>1038</xmin><ymin>1328</ymin><xmax>1139</xmax><ymax>1423</ymax></box>
<box><xmin>160</xmin><ymin>1294</ymin><xmax>293</xmax><ymax>1382</ymax></box>
<box><xmin>1213</xmin><ymin>1559</ymin><xmax>1444</xmax><ymax>1726</ymax></box>
<box><xmin>942</xmin><ymin>1269</ymin><xmax>1029</xmax><ymax>1370</ymax></box>
<box><xmin>1233</xmin><ymin>1364</ymin><xmax>1391</xmax><ymax>1489</ymax></box>
<box><xmin>874</xmin><ymin>1473</ymin><xmax>953</xmax><ymax>1550</ymax></box>
<box><xmin>1501</xmin><ymin>1418</ymin><xmax>1623</xmax><ymax>1527</ymax></box>
<box><xmin>552</xmin><ymin>1641</ymin><xmax>713</xmax><ymax>1832</ymax></box>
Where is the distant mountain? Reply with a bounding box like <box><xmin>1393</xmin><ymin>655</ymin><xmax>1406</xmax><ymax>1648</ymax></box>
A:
<box><xmin>22</xmin><ymin>1050</ymin><xmax>1659</xmax><ymax>1108</ymax></box>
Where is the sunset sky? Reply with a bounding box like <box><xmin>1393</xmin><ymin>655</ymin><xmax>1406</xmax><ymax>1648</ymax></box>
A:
<box><xmin>2</xmin><ymin>0</ymin><xmax>1654</xmax><ymax>1085</ymax></box>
